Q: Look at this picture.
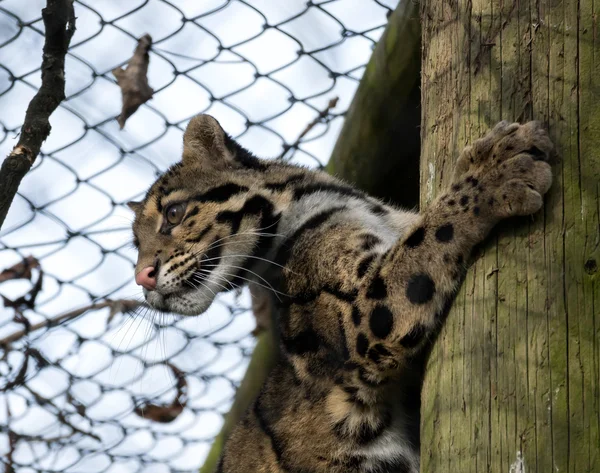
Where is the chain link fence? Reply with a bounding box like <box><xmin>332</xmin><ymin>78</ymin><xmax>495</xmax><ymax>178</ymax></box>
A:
<box><xmin>0</xmin><ymin>1</ymin><xmax>398</xmax><ymax>471</ymax></box>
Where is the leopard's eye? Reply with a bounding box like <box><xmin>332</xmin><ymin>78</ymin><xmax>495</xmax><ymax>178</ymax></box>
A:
<box><xmin>165</xmin><ymin>202</ymin><xmax>186</xmax><ymax>226</ymax></box>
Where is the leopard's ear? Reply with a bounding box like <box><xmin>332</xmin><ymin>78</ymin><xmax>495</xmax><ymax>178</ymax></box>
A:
<box><xmin>127</xmin><ymin>201</ymin><xmax>143</xmax><ymax>214</ymax></box>
<box><xmin>182</xmin><ymin>114</ymin><xmax>231</xmax><ymax>166</ymax></box>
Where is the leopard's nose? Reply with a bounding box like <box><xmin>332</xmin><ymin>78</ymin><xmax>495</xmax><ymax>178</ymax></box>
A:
<box><xmin>135</xmin><ymin>266</ymin><xmax>157</xmax><ymax>291</ymax></box>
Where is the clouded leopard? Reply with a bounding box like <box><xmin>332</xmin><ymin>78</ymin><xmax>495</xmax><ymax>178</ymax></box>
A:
<box><xmin>129</xmin><ymin>115</ymin><xmax>553</xmax><ymax>473</ymax></box>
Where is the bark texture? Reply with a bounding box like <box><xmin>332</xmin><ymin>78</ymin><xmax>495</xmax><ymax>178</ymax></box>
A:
<box><xmin>0</xmin><ymin>0</ymin><xmax>75</xmax><ymax>229</ymax></box>
<box><xmin>420</xmin><ymin>1</ymin><xmax>599</xmax><ymax>472</ymax></box>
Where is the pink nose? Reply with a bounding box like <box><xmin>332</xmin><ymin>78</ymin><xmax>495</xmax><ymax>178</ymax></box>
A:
<box><xmin>135</xmin><ymin>266</ymin><xmax>157</xmax><ymax>291</ymax></box>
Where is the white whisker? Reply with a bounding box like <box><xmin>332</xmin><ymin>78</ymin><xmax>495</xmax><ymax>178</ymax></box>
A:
<box><xmin>203</xmin><ymin>263</ymin><xmax>286</xmax><ymax>300</ymax></box>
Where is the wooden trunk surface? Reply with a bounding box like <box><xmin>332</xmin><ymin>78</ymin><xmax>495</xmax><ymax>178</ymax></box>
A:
<box><xmin>420</xmin><ymin>1</ymin><xmax>599</xmax><ymax>472</ymax></box>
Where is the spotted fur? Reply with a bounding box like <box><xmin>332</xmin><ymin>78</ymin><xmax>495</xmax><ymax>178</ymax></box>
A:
<box><xmin>130</xmin><ymin>116</ymin><xmax>553</xmax><ymax>473</ymax></box>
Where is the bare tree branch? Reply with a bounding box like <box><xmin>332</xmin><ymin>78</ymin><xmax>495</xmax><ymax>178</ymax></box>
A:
<box><xmin>112</xmin><ymin>34</ymin><xmax>154</xmax><ymax>129</ymax></box>
<box><xmin>0</xmin><ymin>0</ymin><xmax>76</xmax><ymax>229</ymax></box>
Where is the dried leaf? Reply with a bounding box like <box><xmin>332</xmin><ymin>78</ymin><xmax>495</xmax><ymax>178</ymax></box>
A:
<box><xmin>0</xmin><ymin>256</ymin><xmax>39</xmax><ymax>283</ymax></box>
<box><xmin>112</xmin><ymin>34</ymin><xmax>154</xmax><ymax>129</ymax></box>
<box><xmin>134</xmin><ymin>363</ymin><xmax>187</xmax><ymax>423</ymax></box>
<box><xmin>3</xmin><ymin>269</ymin><xmax>43</xmax><ymax>310</ymax></box>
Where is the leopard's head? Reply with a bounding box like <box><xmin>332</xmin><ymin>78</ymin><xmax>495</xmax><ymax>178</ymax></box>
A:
<box><xmin>129</xmin><ymin>114</ymin><xmax>281</xmax><ymax>315</ymax></box>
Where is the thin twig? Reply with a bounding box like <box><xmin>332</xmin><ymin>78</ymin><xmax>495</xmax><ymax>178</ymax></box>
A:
<box><xmin>24</xmin><ymin>385</ymin><xmax>102</xmax><ymax>442</ymax></box>
<box><xmin>0</xmin><ymin>299</ymin><xmax>145</xmax><ymax>347</ymax></box>
<box><xmin>278</xmin><ymin>97</ymin><xmax>339</xmax><ymax>160</ymax></box>
<box><xmin>5</xmin><ymin>401</ymin><xmax>15</xmax><ymax>473</ymax></box>
<box><xmin>0</xmin><ymin>0</ymin><xmax>76</xmax><ymax>229</ymax></box>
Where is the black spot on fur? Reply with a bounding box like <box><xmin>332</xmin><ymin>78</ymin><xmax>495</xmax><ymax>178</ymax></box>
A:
<box><xmin>473</xmin><ymin>206</ymin><xmax>480</xmax><ymax>216</ymax></box>
<box><xmin>435</xmin><ymin>223</ymin><xmax>454</xmax><ymax>242</ymax></box>
<box><xmin>274</xmin><ymin>207</ymin><xmax>345</xmax><ymax>266</ymax></box>
<box><xmin>264</xmin><ymin>174</ymin><xmax>305</xmax><ymax>191</ymax></box>
<box><xmin>361</xmin><ymin>234</ymin><xmax>381</xmax><ymax>251</ymax></box>
<box><xmin>324</xmin><ymin>284</ymin><xmax>358</xmax><ymax>303</ymax></box>
<box><xmin>369</xmin><ymin>305</ymin><xmax>394</xmax><ymax>339</ymax></box>
<box><xmin>369</xmin><ymin>203</ymin><xmax>388</xmax><ymax>215</ymax></box>
<box><xmin>400</xmin><ymin>323</ymin><xmax>427</xmax><ymax>348</ymax></box>
<box><xmin>466</xmin><ymin>176</ymin><xmax>479</xmax><ymax>187</ymax></box>
<box><xmin>356</xmin><ymin>333</ymin><xmax>369</xmax><ymax>357</ymax></box>
<box><xmin>216</xmin><ymin>195</ymin><xmax>274</xmax><ymax>234</ymax></box>
<box><xmin>250</xmin><ymin>208</ymin><xmax>280</xmax><ymax>261</ymax></box>
<box><xmin>459</xmin><ymin>195</ymin><xmax>469</xmax><ymax>206</ymax></box>
<box><xmin>406</xmin><ymin>273</ymin><xmax>436</xmax><ymax>304</ymax></box>
<box><xmin>368</xmin><ymin>344</ymin><xmax>392</xmax><ymax>363</ymax></box>
<box><xmin>351</xmin><ymin>306</ymin><xmax>361</xmax><ymax>326</ymax></box>
<box><xmin>404</xmin><ymin>226</ymin><xmax>425</xmax><ymax>248</ymax></box>
<box><xmin>293</xmin><ymin>182</ymin><xmax>367</xmax><ymax>202</ymax></box>
<box><xmin>371</xmin><ymin>343</ymin><xmax>392</xmax><ymax>357</ymax></box>
<box><xmin>452</xmin><ymin>183</ymin><xmax>462</xmax><ymax>191</ymax></box>
<box><xmin>447</xmin><ymin>199</ymin><xmax>456</xmax><ymax>206</ymax></box>
<box><xmin>367</xmin><ymin>348</ymin><xmax>381</xmax><ymax>363</ymax></box>
<box><xmin>193</xmin><ymin>183</ymin><xmax>249</xmax><ymax>203</ymax></box>
<box><xmin>456</xmin><ymin>254</ymin><xmax>464</xmax><ymax>265</ymax></box>
<box><xmin>186</xmin><ymin>206</ymin><xmax>199</xmax><ymax>218</ymax></box>
<box><xmin>357</xmin><ymin>255</ymin><xmax>375</xmax><ymax>278</ymax></box>
<box><xmin>283</xmin><ymin>327</ymin><xmax>321</xmax><ymax>355</ymax></box>
<box><xmin>366</xmin><ymin>275</ymin><xmax>387</xmax><ymax>299</ymax></box>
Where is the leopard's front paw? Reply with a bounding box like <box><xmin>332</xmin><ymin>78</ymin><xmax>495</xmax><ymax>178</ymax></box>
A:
<box><xmin>450</xmin><ymin>121</ymin><xmax>554</xmax><ymax>220</ymax></box>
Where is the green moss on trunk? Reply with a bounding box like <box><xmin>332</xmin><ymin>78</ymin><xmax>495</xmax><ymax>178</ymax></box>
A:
<box><xmin>420</xmin><ymin>1</ymin><xmax>600</xmax><ymax>471</ymax></box>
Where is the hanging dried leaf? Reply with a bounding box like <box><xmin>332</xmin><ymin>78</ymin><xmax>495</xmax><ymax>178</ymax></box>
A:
<box><xmin>112</xmin><ymin>34</ymin><xmax>154</xmax><ymax>129</ymax></box>
<box><xmin>2</xmin><ymin>268</ymin><xmax>43</xmax><ymax>310</ymax></box>
<box><xmin>0</xmin><ymin>256</ymin><xmax>39</xmax><ymax>283</ymax></box>
<box><xmin>134</xmin><ymin>363</ymin><xmax>188</xmax><ymax>423</ymax></box>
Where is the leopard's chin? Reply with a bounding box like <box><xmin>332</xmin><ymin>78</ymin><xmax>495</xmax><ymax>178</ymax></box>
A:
<box><xmin>144</xmin><ymin>288</ymin><xmax>214</xmax><ymax>316</ymax></box>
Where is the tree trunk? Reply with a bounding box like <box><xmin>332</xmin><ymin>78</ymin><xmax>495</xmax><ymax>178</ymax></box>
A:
<box><xmin>327</xmin><ymin>0</ymin><xmax>421</xmax><ymax>209</ymax></box>
<box><xmin>420</xmin><ymin>1</ymin><xmax>599</xmax><ymax>472</ymax></box>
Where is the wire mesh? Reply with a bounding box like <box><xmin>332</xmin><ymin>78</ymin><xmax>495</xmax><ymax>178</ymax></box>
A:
<box><xmin>0</xmin><ymin>1</ymin><xmax>398</xmax><ymax>471</ymax></box>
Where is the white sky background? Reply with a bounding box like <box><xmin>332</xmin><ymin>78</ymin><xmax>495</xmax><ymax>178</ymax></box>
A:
<box><xmin>0</xmin><ymin>0</ymin><xmax>399</xmax><ymax>471</ymax></box>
